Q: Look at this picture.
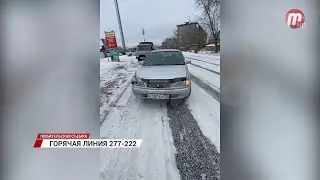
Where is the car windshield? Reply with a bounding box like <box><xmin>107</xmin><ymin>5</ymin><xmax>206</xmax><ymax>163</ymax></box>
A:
<box><xmin>140</xmin><ymin>42</ymin><xmax>153</xmax><ymax>46</ymax></box>
<box><xmin>143</xmin><ymin>51</ymin><xmax>185</xmax><ymax>66</ymax></box>
<box><xmin>137</xmin><ymin>45</ymin><xmax>151</xmax><ymax>51</ymax></box>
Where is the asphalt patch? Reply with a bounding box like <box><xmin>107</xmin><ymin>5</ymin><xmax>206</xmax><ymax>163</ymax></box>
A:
<box><xmin>167</xmin><ymin>102</ymin><xmax>220</xmax><ymax>180</ymax></box>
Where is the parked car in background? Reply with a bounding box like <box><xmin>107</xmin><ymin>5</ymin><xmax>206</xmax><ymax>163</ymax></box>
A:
<box><xmin>135</xmin><ymin>44</ymin><xmax>153</xmax><ymax>61</ymax></box>
<box><xmin>139</xmin><ymin>42</ymin><xmax>154</xmax><ymax>49</ymax></box>
<box><xmin>126</xmin><ymin>48</ymin><xmax>136</xmax><ymax>56</ymax></box>
<box><xmin>126</xmin><ymin>51</ymin><xmax>133</xmax><ymax>56</ymax></box>
<box><xmin>132</xmin><ymin>49</ymin><xmax>192</xmax><ymax>100</ymax></box>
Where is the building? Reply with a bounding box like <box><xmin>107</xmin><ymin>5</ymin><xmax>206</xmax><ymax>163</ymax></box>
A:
<box><xmin>161</xmin><ymin>37</ymin><xmax>178</xmax><ymax>49</ymax></box>
<box><xmin>176</xmin><ymin>22</ymin><xmax>207</xmax><ymax>51</ymax></box>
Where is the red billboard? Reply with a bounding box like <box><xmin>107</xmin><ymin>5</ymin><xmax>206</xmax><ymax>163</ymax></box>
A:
<box><xmin>105</xmin><ymin>31</ymin><xmax>118</xmax><ymax>49</ymax></box>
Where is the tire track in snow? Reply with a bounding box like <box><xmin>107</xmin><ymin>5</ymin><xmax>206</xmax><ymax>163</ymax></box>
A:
<box><xmin>167</xmin><ymin>101</ymin><xmax>220</xmax><ymax>180</ymax></box>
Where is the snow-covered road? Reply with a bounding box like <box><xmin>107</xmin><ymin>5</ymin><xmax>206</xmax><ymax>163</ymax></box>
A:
<box><xmin>100</xmin><ymin>53</ymin><xmax>220</xmax><ymax>180</ymax></box>
<box><xmin>189</xmin><ymin>59</ymin><xmax>220</xmax><ymax>73</ymax></box>
<box><xmin>100</xmin><ymin>87</ymin><xmax>181</xmax><ymax>180</ymax></box>
<box><xmin>188</xmin><ymin>64</ymin><xmax>220</xmax><ymax>92</ymax></box>
<box><xmin>183</xmin><ymin>52</ymin><xmax>220</xmax><ymax>65</ymax></box>
<box><xmin>100</xmin><ymin>56</ymin><xmax>138</xmax><ymax>122</ymax></box>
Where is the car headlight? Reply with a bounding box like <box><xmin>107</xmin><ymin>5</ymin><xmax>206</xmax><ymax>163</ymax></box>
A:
<box><xmin>133</xmin><ymin>74</ymin><xmax>144</xmax><ymax>86</ymax></box>
<box><xmin>136</xmin><ymin>74</ymin><xmax>142</xmax><ymax>83</ymax></box>
<box><xmin>185</xmin><ymin>79</ymin><xmax>191</xmax><ymax>86</ymax></box>
<box><xmin>171</xmin><ymin>81</ymin><xmax>187</xmax><ymax>87</ymax></box>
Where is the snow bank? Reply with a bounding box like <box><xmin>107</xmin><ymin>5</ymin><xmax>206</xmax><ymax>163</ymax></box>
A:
<box><xmin>119</xmin><ymin>55</ymin><xmax>136</xmax><ymax>62</ymax></box>
<box><xmin>100</xmin><ymin>58</ymin><xmax>139</xmax><ymax>122</ymax></box>
<box><xmin>188</xmin><ymin>64</ymin><xmax>220</xmax><ymax>91</ymax></box>
<box><xmin>190</xmin><ymin>60</ymin><xmax>220</xmax><ymax>73</ymax></box>
<box><xmin>183</xmin><ymin>52</ymin><xmax>220</xmax><ymax>65</ymax></box>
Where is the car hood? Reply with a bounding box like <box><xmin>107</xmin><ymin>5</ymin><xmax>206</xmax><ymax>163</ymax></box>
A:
<box><xmin>136</xmin><ymin>65</ymin><xmax>188</xmax><ymax>79</ymax></box>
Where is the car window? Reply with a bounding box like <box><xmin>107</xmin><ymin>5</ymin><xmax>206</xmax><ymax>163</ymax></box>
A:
<box><xmin>143</xmin><ymin>51</ymin><xmax>185</xmax><ymax>66</ymax></box>
<box><xmin>137</xmin><ymin>45</ymin><xmax>151</xmax><ymax>51</ymax></box>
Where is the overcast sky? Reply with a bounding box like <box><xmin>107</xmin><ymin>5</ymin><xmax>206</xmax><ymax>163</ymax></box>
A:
<box><xmin>100</xmin><ymin>0</ymin><xmax>198</xmax><ymax>47</ymax></box>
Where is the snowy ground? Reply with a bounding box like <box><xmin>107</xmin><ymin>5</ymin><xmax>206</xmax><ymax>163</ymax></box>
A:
<box><xmin>183</xmin><ymin>52</ymin><xmax>220</xmax><ymax>64</ymax></box>
<box><xmin>189</xmin><ymin>60</ymin><xmax>220</xmax><ymax>73</ymax></box>
<box><xmin>198</xmin><ymin>50</ymin><xmax>220</xmax><ymax>56</ymax></box>
<box><xmin>188</xmin><ymin>64</ymin><xmax>220</xmax><ymax>91</ymax></box>
<box><xmin>100</xmin><ymin>55</ymin><xmax>139</xmax><ymax>122</ymax></box>
<box><xmin>100</xmin><ymin>53</ymin><xmax>220</xmax><ymax>180</ymax></box>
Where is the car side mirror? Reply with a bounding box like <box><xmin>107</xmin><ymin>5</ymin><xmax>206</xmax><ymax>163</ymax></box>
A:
<box><xmin>186</xmin><ymin>59</ymin><xmax>191</xmax><ymax>64</ymax></box>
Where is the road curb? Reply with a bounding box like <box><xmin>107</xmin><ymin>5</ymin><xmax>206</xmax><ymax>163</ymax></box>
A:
<box><xmin>100</xmin><ymin>75</ymin><xmax>134</xmax><ymax>126</ymax></box>
<box><xmin>190</xmin><ymin>73</ymin><xmax>220</xmax><ymax>102</ymax></box>
<box><xmin>190</xmin><ymin>63</ymin><xmax>220</xmax><ymax>75</ymax></box>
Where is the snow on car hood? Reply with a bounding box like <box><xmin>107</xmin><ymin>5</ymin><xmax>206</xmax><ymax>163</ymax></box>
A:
<box><xmin>136</xmin><ymin>65</ymin><xmax>187</xmax><ymax>79</ymax></box>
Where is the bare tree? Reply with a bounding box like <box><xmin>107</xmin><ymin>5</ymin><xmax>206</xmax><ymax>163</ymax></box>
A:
<box><xmin>173</xmin><ymin>28</ymin><xmax>178</xmax><ymax>38</ymax></box>
<box><xmin>161</xmin><ymin>29</ymin><xmax>180</xmax><ymax>49</ymax></box>
<box><xmin>195</xmin><ymin>0</ymin><xmax>220</xmax><ymax>53</ymax></box>
<box><xmin>172</xmin><ymin>29</ymin><xmax>178</xmax><ymax>49</ymax></box>
<box><xmin>161</xmin><ymin>36</ymin><xmax>178</xmax><ymax>49</ymax></box>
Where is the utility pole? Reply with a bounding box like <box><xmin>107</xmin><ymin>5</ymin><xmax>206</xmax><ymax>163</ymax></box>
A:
<box><xmin>114</xmin><ymin>0</ymin><xmax>126</xmax><ymax>52</ymax></box>
<box><xmin>142</xmin><ymin>28</ymin><xmax>145</xmax><ymax>42</ymax></box>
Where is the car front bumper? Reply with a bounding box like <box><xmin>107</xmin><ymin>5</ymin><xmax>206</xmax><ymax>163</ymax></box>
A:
<box><xmin>132</xmin><ymin>85</ymin><xmax>191</xmax><ymax>99</ymax></box>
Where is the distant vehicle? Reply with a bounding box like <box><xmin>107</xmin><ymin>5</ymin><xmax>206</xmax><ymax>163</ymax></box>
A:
<box><xmin>139</xmin><ymin>42</ymin><xmax>154</xmax><ymax>51</ymax></box>
<box><xmin>126</xmin><ymin>48</ymin><xmax>136</xmax><ymax>56</ymax></box>
<box><xmin>135</xmin><ymin>44</ymin><xmax>153</xmax><ymax>61</ymax></box>
<box><xmin>131</xmin><ymin>49</ymin><xmax>192</xmax><ymax>100</ymax></box>
<box><xmin>126</xmin><ymin>51</ymin><xmax>132</xmax><ymax>56</ymax></box>
<box><xmin>139</xmin><ymin>42</ymin><xmax>154</xmax><ymax>47</ymax></box>
<box><xmin>139</xmin><ymin>41</ymin><xmax>153</xmax><ymax>44</ymax></box>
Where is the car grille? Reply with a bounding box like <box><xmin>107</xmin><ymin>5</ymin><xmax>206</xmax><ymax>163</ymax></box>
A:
<box><xmin>146</xmin><ymin>79</ymin><xmax>171</xmax><ymax>88</ymax></box>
